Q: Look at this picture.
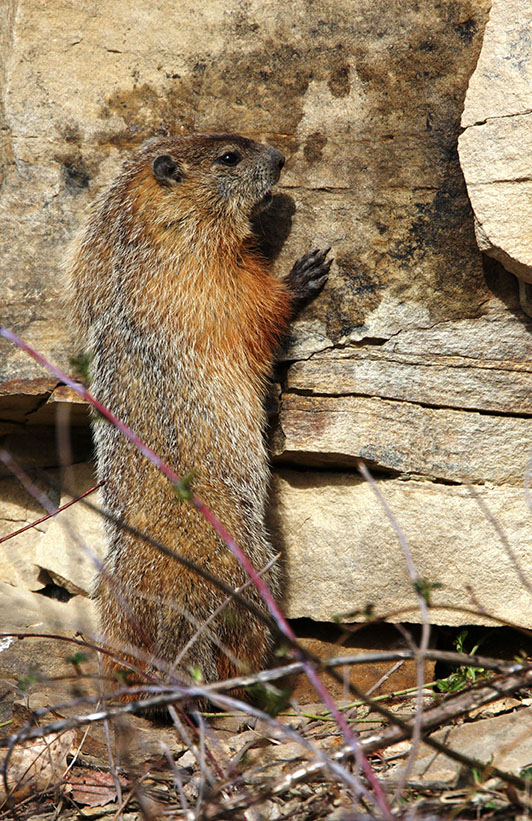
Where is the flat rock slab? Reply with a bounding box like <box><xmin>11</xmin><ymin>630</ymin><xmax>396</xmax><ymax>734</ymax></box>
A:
<box><xmin>34</xmin><ymin>463</ymin><xmax>106</xmax><ymax>596</ymax></box>
<box><xmin>271</xmin><ymin>470</ymin><xmax>532</xmax><ymax>627</ymax></box>
<box><xmin>7</xmin><ymin>459</ymin><xmax>532</xmax><ymax>630</ymax></box>
<box><xmin>461</xmin><ymin>0</ymin><xmax>532</xmax><ymax>127</ymax></box>
<box><xmin>290</xmin><ymin>630</ymin><xmax>435</xmax><ymax>705</ymax></box>
<box><xmin>0</xmin><ymin>581</ymin><xmax>97</xmax><ymax>724</ymax></box>
<box><xmin>1</xmin><ymin>463</ymin><xmax>101</xmax><ymax>593</ymax></box>
<box><xmin>275</xmin><ymin>393</ymin><xmax>532</xmax><ymax>484</ymax></box>
<box><xmin>285</xmin><ymin>311</ymin><xmax>532</xmax><ymax>415</ymax></box>
<box><xmin>0</xmin><ymin>581</ymin><xmax>96</xmax><ymax>637</ymax></box>
<box><xmin>0</xmin><ymin>474</ymin><xmax>52</xmax><ymax>591</ymax></box>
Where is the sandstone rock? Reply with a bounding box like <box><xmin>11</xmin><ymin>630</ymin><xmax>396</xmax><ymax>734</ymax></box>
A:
<box><xmin>275</xmin><ymin>393</ymin><xmax>532</xmax><ymax>485</ymax></box>
<box><xmin>285</xmin><ymin>311</ymin><xmax>532</xmax><ymax>415</ymax></box>
<box><xmin>459</xmin><ymin>0</ymin><xmax>532</xmax><ymax>300</ymax></box>
<box><xmin>272</xmin><ymin>470</ymin><xmax>532</xmax><ymax>628</ymax></box>
<box><xmin>459</xmin><ymin>120</ymin><xmax>532</xmax><ymax>284</ymax></box>
<box><xmin>0</xmin><ymin>462</ymin><xmax>103</xmax><ymax>597</ymax></box>
<box><xmin>28</xmin><ymin>386</ymin><xmax>91</xmax><ymax>428</ymax></box>
<box><xmin>461</xmin><ymin>0</ymin><xmax>532</xmax><ymax>128</ymax></box>
<box><xmin>0</xmin><ymin>596</ymin><xmax>98</xmax><ymax>739</ymax></box>
<box><xmin>0</xmin><ymin>581</ymin><xmax>96</xmax><ymax>637</ymax></box>
<box><xmin>290</xmin><ymin>628</ymin><xmax>435</xmax><ymax>705</ymax></box>
<box><xmin>0</xmin><ymin>379</ymin><xmax>59</xmax><ymax>422</ymax></box>
<box><xmin>0</xmin><ymin>475</ymin><xmax>57</xmax><ymax>591</ymax></box>
<box><xmin>34</xmin><ymin>463</ymin><xmax>106</xmax><ymax>596</ymax></box>
<box><xmin>9</xmin><ymin>1</ymin><xmax>532</xmax><ymax>635</ymax></box>
<box><xmin>388</xmin><ymin>706</ymin><xmax>532</xmax><ymax>785</ymax></box>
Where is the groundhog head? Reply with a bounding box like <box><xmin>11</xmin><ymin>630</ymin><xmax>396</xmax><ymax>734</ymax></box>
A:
<box><xmin>148</xmin><ymin>134</ymin><xmax>285</xmax><ymax>224</ymax></box>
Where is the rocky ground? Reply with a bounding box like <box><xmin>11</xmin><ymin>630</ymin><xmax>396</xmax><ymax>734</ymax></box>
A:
<box><xmin>2</xmin><ymin>573</ymin><xmax>532</xmax><ymax>819</ymax></box>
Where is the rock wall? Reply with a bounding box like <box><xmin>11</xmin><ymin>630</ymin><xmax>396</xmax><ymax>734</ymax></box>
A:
<box><xmin>4</xmin><ymin>0</ymin><xmax>531</xmax><ymax>630</ymax></box>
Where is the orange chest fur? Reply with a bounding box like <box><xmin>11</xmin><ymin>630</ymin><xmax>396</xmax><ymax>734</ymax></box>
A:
<box><xmin>128</xmin><ymin>250</ymin><xmax>292</xmax><ymax>379</ymax></box>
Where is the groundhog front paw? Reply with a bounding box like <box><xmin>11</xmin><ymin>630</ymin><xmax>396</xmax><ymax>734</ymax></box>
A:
<box><xmin>286</xmin><ymin>247</ymin><xmax>332</xmax><ymax>304</ymax></box>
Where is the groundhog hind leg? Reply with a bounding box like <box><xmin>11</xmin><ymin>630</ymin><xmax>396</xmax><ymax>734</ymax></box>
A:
<box><xmin>97</xmin><ymin>591</ymin><xmax>158</xmax><ymax>695</ymax></box>
<box><xmin>214</xmin><ymin>609</ymin><xmax>272</xmax><ymax>686</ymax></box>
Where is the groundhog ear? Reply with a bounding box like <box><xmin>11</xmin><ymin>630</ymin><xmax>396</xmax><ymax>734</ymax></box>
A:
<box><xmin>152</xmin><ymin>154</ymin><xmax>182</xmax><ymax>184</ymax></box>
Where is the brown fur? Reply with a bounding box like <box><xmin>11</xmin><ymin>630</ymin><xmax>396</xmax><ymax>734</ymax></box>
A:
<box><xmin>65</xmin><ymin>134</ymin><xmax>308</xmax><ymax>698</ymax></box>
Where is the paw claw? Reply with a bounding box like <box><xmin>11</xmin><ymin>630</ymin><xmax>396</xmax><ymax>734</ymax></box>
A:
<box><xmin>287</xmin><ymin>246</ymin><xmax>332</xmax><ymax>304</ymax></box>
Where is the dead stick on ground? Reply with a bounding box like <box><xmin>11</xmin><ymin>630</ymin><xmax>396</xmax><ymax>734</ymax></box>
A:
<box><xmin>208</xmin><ymin>665</ymin><xmax>532</xmax><ymax>815</ymax></box>
<box><xmin>3</xmin><ymin>663</ymin><xmax>532</xmax><ymax>766</ymax></box>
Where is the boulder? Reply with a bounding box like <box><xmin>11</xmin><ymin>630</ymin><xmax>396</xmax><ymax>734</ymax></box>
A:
<box><xmin>459</xmin><ymin>0</ymin><xmax>532</xmax><ymax>307</ymax></box>
<box><xmin>0</xmin><ymin>475</ymin><xmax>56</xmax><ymax>591</ymax></box>
<box><xmin>0</xmin><ymin>0</ymin><xmax>489</xmax><ymax>381</ymax></box>
<box><xmin>7</xmin><ymin>2</ymin><xmax>532</xmax><ymax>630</ymax></box>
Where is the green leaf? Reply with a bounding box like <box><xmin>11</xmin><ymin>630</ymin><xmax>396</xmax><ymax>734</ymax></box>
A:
<box><xmin>520</xmin><ymin>764</ymin><xmax>532</xmax><ymax>780</ymax></box>
<box><xmin>115</xmin><ymin>669</ymin><xmax>134</xmax><ymax>685</ymax></box>
<box><xmin>247</xmin><ymin>683</ymin><xmax>291</xmax><ymax>717</ymax></box>
<box><xmin>69</xmin><ymin>351</ymin><xmax>93</xmax><ymax>382</ymax></box>
<box><xmin>189</xmin><ymin>666</ymin><xmax>204</xmax><ymax>683</ymax></box>
<box><xmin>17</xmin><ymin>669</ymin><xmax>43</xmax><ymax>693</ymax></box>
<box><xmin>174</xmin><ymin>471</ymin><xmax>196</xmax><ymax>501</ymax></box>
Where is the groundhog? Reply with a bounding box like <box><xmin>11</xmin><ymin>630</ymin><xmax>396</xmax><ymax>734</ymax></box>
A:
<box><xmin>65</xmin><ymin>133</ymin><xmax>331</xmax><ymax>697</ymax></box>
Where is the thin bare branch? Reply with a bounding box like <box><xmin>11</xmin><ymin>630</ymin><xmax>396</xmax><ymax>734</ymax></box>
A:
<box><xmin>357</xmin><ymin>460</ymin><xmax>430</xmax><ymax>804</ymax></box>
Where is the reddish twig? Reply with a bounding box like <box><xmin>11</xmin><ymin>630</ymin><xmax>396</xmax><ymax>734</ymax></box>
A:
<box><xmin>0</xmin><ymin>481</ymin><xmax>104</xmax><ymax>544</ymax></box>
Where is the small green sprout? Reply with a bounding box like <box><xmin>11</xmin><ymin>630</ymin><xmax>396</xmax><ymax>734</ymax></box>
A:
<box><xmin>413</xmin><ymin>578</ymin><xmax>443</xmax><ymax>605</ymax></box>
<box><xmin>520</xmin><ymin>764</ymin><xmax>532</xmax><ymax>781</ymax></box>
<box><xmin>69</xmin><ymin>351</ymin><xmax>93</xmax><ymax>383</ymax></box>
<box><xmin>17</xmin><ymin>669</ymin><xmax>43</xmax><ymax>693</ymax></box>
<box><xmin>436</xmin><ymin>630</ymin><xmax>490</xmax><ymax>693</ymax></box>
<box><xmin>189</xmin><ymin>666</ymin><xmax>204</xmax><ymax>683</ymax></box>
<box><xmin>115</xmin><ymin>669</ymin><xmax>135</xmax><ymax>685</ymax></box>
<box><xmin>333</xmin><ymin>603</ymin><xmax>376</xmax><ymax>623</ymax></box>
<box><xmin>66</xmin><ymin>652</ymin><xmax>88</xmax><ymax>666</ymax></box>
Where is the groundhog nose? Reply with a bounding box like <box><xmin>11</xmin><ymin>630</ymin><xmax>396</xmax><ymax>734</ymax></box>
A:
<box><xmin>268</xmin><ymin>147</ymin><xmax>285</xmax><ymax>170</ymax></box>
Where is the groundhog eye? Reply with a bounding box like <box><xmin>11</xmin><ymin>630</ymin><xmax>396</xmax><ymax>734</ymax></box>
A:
<box><xmin>218</xmin><ymin>151</ymin><xmax>242</xmax><ymax>167</ymax></box>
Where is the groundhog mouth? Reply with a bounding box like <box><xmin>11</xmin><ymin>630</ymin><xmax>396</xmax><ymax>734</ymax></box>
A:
<box><xmin>253</xmin><ymin>189</ymin><xmax>273</xmax><ymax>213</ymax></box>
